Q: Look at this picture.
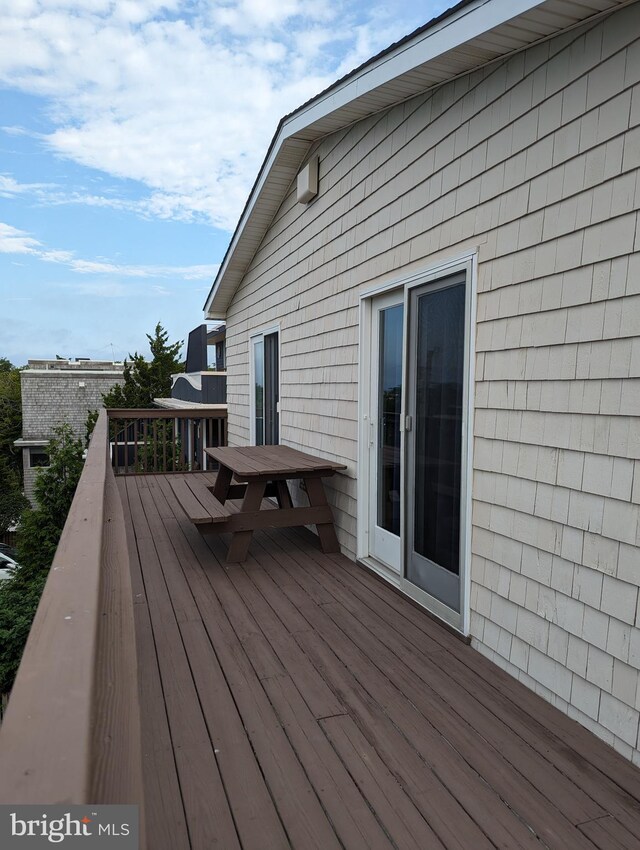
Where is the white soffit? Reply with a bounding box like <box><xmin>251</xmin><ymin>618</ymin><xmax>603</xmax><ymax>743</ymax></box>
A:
<box><xmin>204</xmin><ymin>0</ymin><xmax>633</xmax><ymax>318</ymax></box>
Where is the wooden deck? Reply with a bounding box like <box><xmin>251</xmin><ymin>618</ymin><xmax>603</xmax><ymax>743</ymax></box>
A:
<box><xmin>118</xmin><ymin>472</ymin><xmax>640</xmax><ymax>850</ymax></box>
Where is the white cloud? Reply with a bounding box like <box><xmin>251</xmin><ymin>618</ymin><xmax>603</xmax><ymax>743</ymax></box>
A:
<box><xmin>0</xmin><ymin>0</ymin><xmax>437</xmax><ymax>230</ymax></box>
<box><xmin>0</xmin><ymin>222</ymin><xmax>41</xmax><ymax>254</ymax></box>
<box><xmin>0</xmin><ymin>221</ymin><xmax>219</xmax><ymax>280</ymax></box>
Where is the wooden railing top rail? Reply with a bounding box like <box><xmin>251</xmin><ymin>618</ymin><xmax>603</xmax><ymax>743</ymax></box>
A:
<box><xmin>0</xmin><ymin>410</ymin><xmax>144</xmax><ymax>820</ymax></box>
<box><xmin>107</xmin><ymin>407</ymin><xmax>227</xmax><ymax>419</ymax></box>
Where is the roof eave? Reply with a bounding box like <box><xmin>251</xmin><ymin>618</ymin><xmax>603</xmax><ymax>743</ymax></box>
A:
<box><xmin>204</xmin><ymin>0</ymin><xmax>630</xmax><ymax>318</ymax></box>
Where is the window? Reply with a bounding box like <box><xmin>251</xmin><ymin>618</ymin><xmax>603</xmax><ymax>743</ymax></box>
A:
<box><xmin>251</xmin><ymin>328</ymin><xmax>279</xmax><ymax>445</ymax></box>
<box><xmin>29</xmin><ymin>449</ymin><xmax>49</xmax><ymax>468</ymax></box>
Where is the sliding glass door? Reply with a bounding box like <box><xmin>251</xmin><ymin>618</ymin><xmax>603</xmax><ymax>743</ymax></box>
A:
<box><xmin>362</xmin><ymin>265</ymin><xmax>471</xmax><ymax>628</ymax></box>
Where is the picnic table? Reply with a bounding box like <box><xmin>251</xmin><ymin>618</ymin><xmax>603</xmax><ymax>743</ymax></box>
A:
<box><xmin>169</xmin><ymin>445</ymin><xmax>346</xmax><ymax>562</ymax></box>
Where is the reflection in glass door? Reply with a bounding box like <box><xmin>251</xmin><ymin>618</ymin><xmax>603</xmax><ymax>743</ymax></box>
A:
<box><xmin>406</xmin><ymin>273</ymin><xmax>466</xmax><ymax>612</ymax></box>
<box><xmin>369</xmin><ymin>292</ymin><xmax>403</xmax><ymax>572</ymax></box>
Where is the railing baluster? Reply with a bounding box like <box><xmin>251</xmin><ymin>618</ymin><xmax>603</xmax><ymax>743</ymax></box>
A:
<box><xmin>163</xmin><ymin>421</ymin><xmax>168</xmax><ymax>473</ymax></box>
<box><xmin>140</xmin><ymin>419</ymin><xmax>149</xmax><ymax>472</ymax></box>
<box><xmin>153</xmin><ymin>420</ymin><xmax>158</xmax><ymax>472</ymax></box>
<box><xmin>106</xmin><ymin>410</ymin><xmax>227</xmax><ymax>474</ymax></box>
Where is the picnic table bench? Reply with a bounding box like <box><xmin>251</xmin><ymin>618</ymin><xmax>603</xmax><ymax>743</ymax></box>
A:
<box><xmin>169</xmin><ymin>445</ymin><xmax>346</xmax><ymax>562</ymax></box>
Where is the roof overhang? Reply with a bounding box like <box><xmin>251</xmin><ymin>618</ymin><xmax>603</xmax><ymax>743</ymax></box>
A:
<box><xmin>204</xmin><ymin>0</ymin><xmax>634</xmax><ymax>318</ymax></box>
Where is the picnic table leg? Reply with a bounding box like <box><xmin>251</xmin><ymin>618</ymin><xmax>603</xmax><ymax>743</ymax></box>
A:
<box><xmin>212</xmin><ymin>464</ymin><xmax>232</xmax><ymax>503</ymax></box>
<box><xmin>304</xmin><ymin>477</ymin><xmax>341</xmax><ymax>553</ymax></box>
<box><xmin>275</xmin><ymin>480</ymin><xmax>293</xmax><ymax>509</ymax></box>
<box><xmin>226</xmin><ymin>479</ymin><xmax>266</xmax><ymax>562</ymax></box>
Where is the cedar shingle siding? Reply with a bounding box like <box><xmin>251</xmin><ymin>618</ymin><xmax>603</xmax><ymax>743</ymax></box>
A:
<box><xmin>224</xmin><ymin>4</ymin><xmax>640</xmax><ymax>762</ymax></box>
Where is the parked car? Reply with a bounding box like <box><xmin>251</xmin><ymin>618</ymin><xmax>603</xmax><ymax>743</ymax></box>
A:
<box><xmin>0</xmin><ymin>551</ymin><xmax>19</xmax><ymax>580</ymax></box>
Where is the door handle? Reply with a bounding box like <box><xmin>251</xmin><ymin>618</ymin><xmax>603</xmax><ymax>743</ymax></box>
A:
<box><xmin>405</xmin><ymin>415</ymin><xmax>412</xmax><ymax>432</ymax></box>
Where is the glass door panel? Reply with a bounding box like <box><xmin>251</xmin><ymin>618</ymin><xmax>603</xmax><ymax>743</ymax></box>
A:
<box><xmin>252</xmin><ymin>329</ymin><xmax>279</xmax><ymax>446</ymax></box>
<box><xmin>369</xmin><ymin>291</ymin><xmax>403</xmax><ymax>572</ymax></box>
<box><xmin>253</xmin><ymin>337</ymin><xmax>264</xmax><ymax>445</ymax></box>
<box><xmin>264</xmin><ymin>331</ymin><xmax>279</xmax><ymax>445</ymax></box>
<box><xmin>377</xmin><ymin>304</ymin><xmax>403</xmax><ymax>535</ymax></box>
<box><xmin>407</xmin><ymin>274</ymin><xmax>466</xmax><ymax>612</ymax></box>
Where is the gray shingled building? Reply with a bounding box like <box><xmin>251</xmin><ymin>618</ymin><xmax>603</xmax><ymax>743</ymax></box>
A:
<box><xmin>15</xmin><ymin>359</ymin><xmax>124</xmax><ymax>504</ymax></box>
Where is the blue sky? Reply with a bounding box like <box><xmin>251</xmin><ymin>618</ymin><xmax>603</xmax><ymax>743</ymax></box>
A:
<box><xmin>0</xmin><ymin>0</ymin><xmax>449</xmax><ymax>366</ymax></box>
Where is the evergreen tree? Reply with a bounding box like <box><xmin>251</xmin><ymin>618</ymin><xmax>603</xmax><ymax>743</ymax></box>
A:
<box><xmin>102</xmin><ymin>323</ymin><xmax>183</xmax><ymax>408</ymax></box>
<box><xmin>0</xmin><ymin>359</ymin><xmax>28</xmax><ymax>535</ymax></box>
<box><xmin>0</xmin><ymin>423</ymin><xmax>85</xmax><ymax>694</ymax></box>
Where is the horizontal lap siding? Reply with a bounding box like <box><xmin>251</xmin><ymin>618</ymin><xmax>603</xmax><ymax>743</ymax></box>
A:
<box><xmin>225</xmin><ymin>4</ymin><xmax>640</xmax><ymax>760</ymax></box>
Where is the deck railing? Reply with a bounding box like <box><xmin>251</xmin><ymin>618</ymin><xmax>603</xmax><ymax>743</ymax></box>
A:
<box><xmin>107</xmin><ymin>407</ymin><xmax>227</xmax><ymax>474</ymax></box>
<box><xmin>0</xmin><ymin>410</ymin><xmax>145</xmax><ymax>833</ymax></box>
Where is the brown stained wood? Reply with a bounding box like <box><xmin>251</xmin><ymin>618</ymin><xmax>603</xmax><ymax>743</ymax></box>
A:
<box><xmin>263</xmin><ymin>581</ymin><xmax>549</xmax><ymax>848</ymax></box>
<box><xmin>115</xmin><ymin>473</ymin><xmax>640</xmax><ymax>850</ymax></box>
<box><xmin>312</xmin><ymin>542</ymin><xmax>640</xmax><ymax>809</ymax></box>
<box><xmin>124</xmin><ymin>478</ymin><xmax>241</xmax><ymax>850</ymax></box>
<box><xmin>275</xmin><ymin>479</ymin><xmax>293</xmax><ymax>508</ymax></box>
<box><xmin>294</xmin><ymin>629</ymin><xmax>496</xmax><ymax>850</ymax></box>
<box><xmin>168</xmin><ymin>474</ymin><xmax>230</xmax><ymax>523</ymax></box>
<box><xmin>0</xmin><ymin>411</ymin><xmax>139</xmax><ymax>808</ymax></box>
<box><xmin>208</xmin><ymin>504</ymin><xmax>333</xmax><ymax>533</ymax></box>
<box><xmin>210</xmin><ymin>549</ymin><xmax>345</xmax><ymax>720</ymax></box>
<box><xmin>226</xmin><ymin>478</ymin><xmax>266</xmax><ymax>562</ymax></box>
<box><xmin>119</xmin><ymin>483</ymin><xmax>189</xmax><ymax>850</ymax></box>
<box><xmin>269</xmin><ymin>532</ymin><xmax>609</xmax><ymax>829</ymax></box>
<box><xmin>117</xmin><ymin>478</ymin><xmax>147</xmax><ymax>605</ymax></box>
<box><xmin>279</xmin><ymin>532</ymin><xmax>640</xmax><ymax>829</ymax></box>
<box><xmin>90</xmin><ymin>469</ymin><xmax>145</xmax><ymax>818</ymax></box>
<box><xmin>199</xmin><ymin>447</ymin><xmax>344</xmax><ymax>561</ymax></box>
<box><xmin>321</xmin><ymin>715</ymin><xmax>447</xmax><ymax>850</ymax></box>
<box><xmin>327</xmin><ymin>578</ymin><xmax>606</xmax><ymax>825</ymax></box>
<box><xmin>262</xmin><ymin>675</ymin><xmax>395</xmax><ymax>850</ymax></box>
<box><xmin>108</xmin><ymin>408</ymin><xmax>228</xmax><ymax>420</ymax></box>
<box><xmin>578</xmin><ymin>816</ymin><xmax>640</xmax><ymax>850</ymax></box>
<box><xmin>142</xmin><ymin>478</ymin><xmax>344</xmax><ymax>850</ymax></box>
<box><xmin>315</xmin><ymin>601</ymin><xmax>598</xmax><ymax>850</ymax></box>
<box><xmin>304</xmin><ymin>476</ymin><xmax>341</xmax><ymax>552</ymax></box>
<box><xmin>212</xmin><ymin>462</ymin><xmax>232</xmax><ymax>501</ymax></box>
<box><xmin>206</xmin><ymin>444</ymin><xmax>346</xmax><ymax>479</ymax></box>
<box><xmin>177</xmin><ymin>619</ymin><xmax>291</xmax><ymax>850</ymax></box>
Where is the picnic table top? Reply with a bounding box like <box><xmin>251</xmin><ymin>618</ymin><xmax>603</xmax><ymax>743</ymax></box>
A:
<box><xmin>205</xmin><ymin>444</ymin><xmax>347</xmax><ymax>479</ymax></box>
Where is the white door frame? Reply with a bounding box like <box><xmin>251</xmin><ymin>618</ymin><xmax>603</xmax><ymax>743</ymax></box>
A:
<box><xmin>357</xmin><ymin>251</ymin><xmax>477</xmax><ymax>635</ymax></box>
<box><xmin>249</xmin><ymin>324</ymin><xmax>280</xmax><ymax>445</ymax></box>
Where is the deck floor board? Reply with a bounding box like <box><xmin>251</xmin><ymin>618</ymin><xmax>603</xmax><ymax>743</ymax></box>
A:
<box><xmin>119</xmin><ymin>473</ymin><xmax>640</xmax><ymax>850</ymax></box>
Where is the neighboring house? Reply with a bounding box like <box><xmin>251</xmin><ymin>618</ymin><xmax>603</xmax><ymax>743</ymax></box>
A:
<box><xmin>154</xmin><ymin>324</ymin><xmax>228</xmax><ymax>469</ymax></box>
<box><xmin>15</xmin><ymin>358</ymin><xmax>124</xmax><ymax>504</ymax></box>
<box><xmin>204</xmin><ymin>1</ymin><xmax>640</xmax><ymax>762</ymax></box>
<box><xmin>155</xmin><ymin>323</ymin><xmax>227</xmax><ymax>408</ymax></box>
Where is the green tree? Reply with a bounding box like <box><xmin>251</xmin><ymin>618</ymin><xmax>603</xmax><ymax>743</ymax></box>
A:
<box><xmin>0</xmin><ymin>423</ymin><xmax>85</xmax><ymax>694</ymax></box>
<box><xmin>0</xmin><ymin>359</ymin><xmax>28</xmax><ymax>535</ymax></box>
<box><xmin>102</xmin><ymin>323</ymin><xmax>183</xmax><ymax>409</ymax></box>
